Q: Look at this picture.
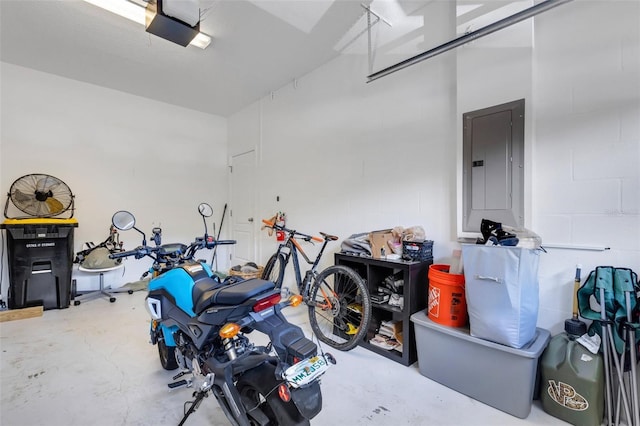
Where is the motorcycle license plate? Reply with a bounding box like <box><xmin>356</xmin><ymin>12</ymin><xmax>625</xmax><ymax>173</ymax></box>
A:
<box><xmin>284</xmin><ymin>356</ymin><xmax>330</xmax><ymax>388</ymax></box>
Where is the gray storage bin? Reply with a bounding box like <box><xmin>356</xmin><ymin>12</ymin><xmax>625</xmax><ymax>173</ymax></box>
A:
<box><xmin>411</xmin><ymin>310</ymin><xmax>550</xmax><ymax>419</ymax></box>
<box><xmin>461</xmin><ymin>244</ymin><xmax>541</xmax><ymax>348</ymax></box>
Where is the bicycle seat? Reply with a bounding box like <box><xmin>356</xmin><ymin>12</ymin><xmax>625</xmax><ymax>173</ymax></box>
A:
<box><xmin>320</xmin><ymin>232</ymin><xmax>339</xmax><ymax>241</ymax></box>
<box><xmin>192</xmin><ymin>278</ymin><xmax>275</xmax><ymax>314</ymax></box>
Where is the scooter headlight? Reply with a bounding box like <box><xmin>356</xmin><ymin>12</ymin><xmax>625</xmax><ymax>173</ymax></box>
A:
<box><xmin>146</xmin><ymin>297</ymin><xmax>162</xmax><ymax>320</ymax></box>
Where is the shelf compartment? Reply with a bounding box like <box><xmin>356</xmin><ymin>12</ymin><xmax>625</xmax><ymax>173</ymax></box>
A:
<box><xmin>335</xmin><ymin>253</ymin><xmax>432</xmax><ymax>366</ymax></box>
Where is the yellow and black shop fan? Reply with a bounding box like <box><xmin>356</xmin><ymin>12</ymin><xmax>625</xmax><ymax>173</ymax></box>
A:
<box><xmin>4</xmin><ymin>173</ymin><xmax>75</xmax><ymax>219</ymax></box>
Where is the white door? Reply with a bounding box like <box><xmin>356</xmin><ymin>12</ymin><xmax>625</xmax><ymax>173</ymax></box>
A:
<box><xmin>230</xmin><ymin>150</ymin><xmax>256</xmax><ymax>267</ymax></box>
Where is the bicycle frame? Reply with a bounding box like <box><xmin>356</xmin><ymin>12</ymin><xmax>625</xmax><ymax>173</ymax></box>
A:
<box><xmin>275</xmin><ymin>228</ymin><xmax>328</xmax><ymax>296</ymax></box>
<box><xmin>262</xmin><ymin>218</ymin><xmax>372</xmax><ymax>351</ymax></box>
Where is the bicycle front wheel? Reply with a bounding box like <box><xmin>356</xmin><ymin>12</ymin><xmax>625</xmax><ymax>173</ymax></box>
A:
<box><xmin>308</xmin><ymin>265</ymin><xmax>371</xmax><ymax>351</ymax></box>
<box><xmin>262</xmin><ymin>253</ymin><xmax>286</xmax><ymax>288</ymax></box>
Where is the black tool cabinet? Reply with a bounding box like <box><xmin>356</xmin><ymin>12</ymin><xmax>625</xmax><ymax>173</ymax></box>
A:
<box><xmin>334</xmin><ymin>253</ymin><xmax>432</xmax><ymax>366</ymax></box>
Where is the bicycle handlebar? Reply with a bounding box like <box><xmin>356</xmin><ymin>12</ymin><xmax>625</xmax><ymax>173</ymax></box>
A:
<box><xmin>262</xmin><ymin>219</ymin><xmax>324</xmax><ymax>243</ymax></box>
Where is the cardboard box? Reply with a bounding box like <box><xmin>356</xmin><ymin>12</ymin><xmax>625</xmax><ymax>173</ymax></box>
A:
<box><xmin>410</xmin><ymin>310</ymin><xmax>550</xmax><ymax>418</ymax></box>
<box><xmin>369</xmin><ymin>229</ymin><xmax>394</xmax><ymax>259</ymax></box>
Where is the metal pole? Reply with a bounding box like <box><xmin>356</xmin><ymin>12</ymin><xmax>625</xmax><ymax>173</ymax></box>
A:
<box><xmin>367</xmin><ymin>6</ymin><xmax>372</xmax><ymax>75</ymax></box>
<box><xmin>625</xmin><ymin>291</ymin><xmax>639</xmax><ymax>426</ymax></box>
<box><xmin>366</xmin><ymin>0</ymin><xmax>573</xmax><ymax>82</ymax></box>
<box><xmin>614</xmin><ymin>339</ymin><xmax>627</xmax><ymax>426</ymax></box>
<box><xmin>606</xmin><ymin>325</ymin><xmax>633</xmax><ymax>424</ymax></box>
<box><xmin>210</xmin><ymin>203</ymin><xmax>227</xmax><ymax>269</ymax></box>
<box><xmin>602</xmin><ymin>286</ymin><xmax>613</xmax><ymax>426</ymax></box>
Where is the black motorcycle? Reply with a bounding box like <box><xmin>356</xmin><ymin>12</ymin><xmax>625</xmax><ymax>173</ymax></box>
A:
<box><xmin>110</xmin><ymin>203</ymin><xmax>334</xmax><ymax>425</ymax></box>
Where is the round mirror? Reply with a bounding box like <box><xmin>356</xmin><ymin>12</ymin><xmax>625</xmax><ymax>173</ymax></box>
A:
<box><xmin>112</xmin><ymin>210</ymin><xmax>136</xmax><ymax>231</ymax></box>
<box><xmin>198</xmin><ymin>203</ymin><xmax>213</xmax><ymax>218</ymax></box>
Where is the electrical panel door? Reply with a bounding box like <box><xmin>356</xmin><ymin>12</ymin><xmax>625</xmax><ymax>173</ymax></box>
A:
<box><xmin>463</xmin><ymin>99</ymin><xmax>524</xmax><ymax>233</ymax></box>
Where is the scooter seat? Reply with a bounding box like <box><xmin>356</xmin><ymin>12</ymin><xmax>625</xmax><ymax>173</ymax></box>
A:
<box><xmin>193</xmin><ymin>278</ymin><xmax>275</xmax><ymax>315</ymax></box>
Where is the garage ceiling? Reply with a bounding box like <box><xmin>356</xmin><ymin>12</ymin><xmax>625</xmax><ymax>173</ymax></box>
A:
<box><xmin>0</xmin><ymin>0</ymin><xmax>533</xmax><ymax>117</ymax></box>
<box><xmin>0</xmin><ymin>0</ymin><xmax>376</xmax><ymax>117</ymax></box>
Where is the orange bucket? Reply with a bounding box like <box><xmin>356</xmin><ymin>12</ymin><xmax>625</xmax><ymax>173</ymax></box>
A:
<box><xmin>427</xmin><ymin>264</ymin><xmax>467</xmax><ymax>327</ymax></box>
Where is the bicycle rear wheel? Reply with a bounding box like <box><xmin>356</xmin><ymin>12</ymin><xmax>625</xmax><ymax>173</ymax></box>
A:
<box><xmin>262</xmin><ymin>253</ymin><xmax>286</xmax><ymax>288</ymax></box>
<box><xmin>308</xmin><ymin>265</ymin><xmax>371</xmax><ymax>351</ymax></box>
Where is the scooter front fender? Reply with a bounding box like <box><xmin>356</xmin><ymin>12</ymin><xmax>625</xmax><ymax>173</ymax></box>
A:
<box><xmin>151</xmin><ymin>322</ymin><xmax>177</xmax><ymax>346</ymax></box>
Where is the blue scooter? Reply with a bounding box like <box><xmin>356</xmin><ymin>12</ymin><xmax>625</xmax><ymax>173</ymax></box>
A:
<box><xmin>110</xmin><ymin>203</ymin><xmax>333</xmax><ymax>426</ymax></box>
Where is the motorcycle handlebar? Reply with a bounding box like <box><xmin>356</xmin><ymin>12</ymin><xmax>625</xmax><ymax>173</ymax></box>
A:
<box><xmin>110</xmin><ymin>239</ymin><xmax>236</xmax><ymax>259</ymax></box>
<box><xmin>205</xmin><ymin>239</ymin><xmax>236</xmax><ymax>249</ymax></box>
<box><xmin>110</xmin><ymin>246</ymin><xmax>151</xmax><ymax>259</ymax></box>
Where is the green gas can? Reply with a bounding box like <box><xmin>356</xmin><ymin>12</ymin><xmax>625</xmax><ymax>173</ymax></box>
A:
<box><xmin>540</xmin><ymin>333</ymin><xmax>604</xmax><ymax>426</ymax></box>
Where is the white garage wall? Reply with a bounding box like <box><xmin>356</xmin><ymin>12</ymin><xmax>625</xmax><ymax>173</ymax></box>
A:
<box><xmin>0</xmin><ymin>63</ymin><xmax>229</xmax><ymax>293</ymax></box>
<box><xmin>229</xmin><ymin>0</ymin><xmax>639</xmax><ymax>334</ymax></box>
<box><xmin>257</xmin><ymin>51</ymin><xmax>458</xmax><ymax>271</ymax></box>
<box><xmin>531</xmin><ymin>0</ymin><xmax>640</xmax><ymax>332</ymax></box>
<box><xmin>0</xmin><ymin>1</ymin><xmax>636</xmax><ymax>333</ymax></box>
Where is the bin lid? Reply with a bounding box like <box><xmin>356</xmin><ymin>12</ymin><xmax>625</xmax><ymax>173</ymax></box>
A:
<box><xmin>1</xmin><ymin>218</ymin><xmax>78</xmax><ymax>227</ymax></box>
<box><xmin>410</xmin><ymin>309</ymin><xmax>550</xmax><ymax>358</ymax></box>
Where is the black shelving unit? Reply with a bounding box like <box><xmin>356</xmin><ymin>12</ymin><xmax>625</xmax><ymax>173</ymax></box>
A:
<box><xmin>335</xmin><ymin>253</ymin><xmax>432</xmax><ymax>366</ymax></box>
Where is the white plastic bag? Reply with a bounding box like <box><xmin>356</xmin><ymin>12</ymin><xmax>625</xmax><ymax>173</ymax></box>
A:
<box><xmin>461</xmin><ymin>244</ymin><xmax>540</xmax><ymax>348</ymax></box>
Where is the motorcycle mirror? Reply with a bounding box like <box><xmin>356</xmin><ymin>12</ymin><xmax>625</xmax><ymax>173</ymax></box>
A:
<box><xmin>198</xmin><ymin>203</ymin><xmax>213</xmax><ymax>218</ymax></box>
<box><xmin>112</xmin><ymin>211</ymin><xmax>136</xmax><ymax>231</ymax></box>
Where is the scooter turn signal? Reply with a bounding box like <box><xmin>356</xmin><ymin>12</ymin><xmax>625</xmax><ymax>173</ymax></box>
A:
<box><xmin>288</xmin><ymin>294</ymin><xmax>303</xmax><ymax>307</ymax></box>
<box><xmin>219</xmin><ymin>323</ymin><xmax>241</xmax><ymax>339</ymax></box>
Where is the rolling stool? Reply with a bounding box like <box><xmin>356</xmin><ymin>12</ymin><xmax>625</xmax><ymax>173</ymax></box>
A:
<box><xmin>74</xmin><ymin>263</ymin><xmax>125</xmax><ymax>305</ymax></box>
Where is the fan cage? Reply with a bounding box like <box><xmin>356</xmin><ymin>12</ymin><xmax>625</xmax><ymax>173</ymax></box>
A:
<box><xmin>4</xmin><ymin>173</ymin><xmax>75</xmax><ymax>219</ymax></box>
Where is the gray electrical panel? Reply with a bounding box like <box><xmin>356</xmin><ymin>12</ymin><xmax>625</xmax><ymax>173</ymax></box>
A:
<box><xmin>462</xmin><ymin>99</ymin><xmax>524</xmax><ymax>233</ymax></box>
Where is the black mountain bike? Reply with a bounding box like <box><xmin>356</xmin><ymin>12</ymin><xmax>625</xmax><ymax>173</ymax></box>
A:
<box><xmin>261</xmin><ymin>219</ymin><xmax>371</xmax><ymax>351</ymax></box>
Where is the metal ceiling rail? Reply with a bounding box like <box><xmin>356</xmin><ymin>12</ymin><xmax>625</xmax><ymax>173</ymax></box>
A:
<box><xmin>366</xmin><ymin>0</ymin><xmax>573</xmax><ymax>83</ymax></box>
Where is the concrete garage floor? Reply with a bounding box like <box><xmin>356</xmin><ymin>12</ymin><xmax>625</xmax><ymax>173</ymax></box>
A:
<box><xmin>0</xmin><ymin>291</ymin><xmax>564</xmax><ymax>426</ymax></box>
